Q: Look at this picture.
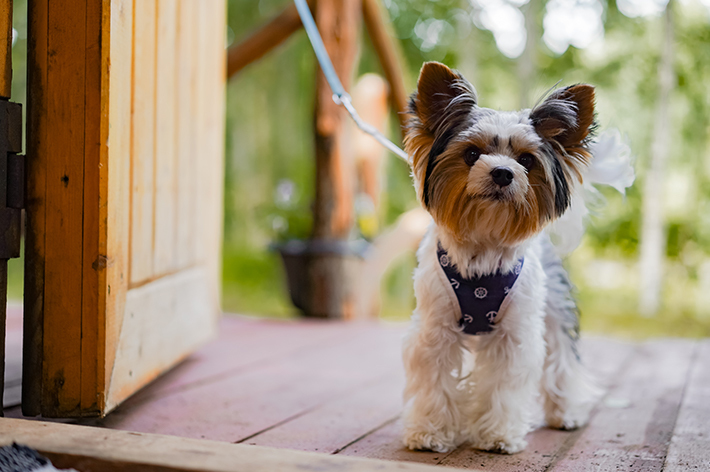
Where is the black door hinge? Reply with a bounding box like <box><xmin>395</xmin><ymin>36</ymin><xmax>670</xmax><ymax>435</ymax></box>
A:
<box><xmin>0</xmin><ymin>99</ymin><xmax>23</xmax><ymax>259</ymax></box>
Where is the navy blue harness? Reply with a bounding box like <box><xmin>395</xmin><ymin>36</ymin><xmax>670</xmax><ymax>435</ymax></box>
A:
<box><xmin>437</xmin><ymin>243</ymin><xmax>524</xmax><ymax>335</ymax></box>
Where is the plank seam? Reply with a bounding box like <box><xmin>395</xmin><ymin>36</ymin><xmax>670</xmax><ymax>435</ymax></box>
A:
<box><xmin>150</xmin><ymin>0</ymin><xmax>159</xmax><ymax>278</ymax></box>
<box><xmin>173</xmin><ymin>0</ymin><xmax>181</xmax><ymax>271</ymax></box>
<box><xmin>331</xmin><ymin>414</ymin><xmax>400</xmax><ymax>455</ymax></box>
<box><xmin>235</xmin><ymin>370</ymin><xmax>401</xmax><ymax>446</ymax></box>
<box><xmin>660</xmin><ymin>340</ymin><xmax>700</xmax><ymax>472</ymax></box>
<box><xmin>127</xmin><ymin>0</ymin><xmax>136</xmax><ymax>288</ymax></box>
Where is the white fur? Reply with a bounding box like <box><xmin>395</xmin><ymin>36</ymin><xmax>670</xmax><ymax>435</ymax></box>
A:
<box><xmin>547</xmin><ymin>129</ymin><xmax>635</xmax><ymax>255</ymax></box>
<box><xmin>402</xmin><ymin>77</ymin><xmax>615</xmax><ymax>455</ymax></box>
<box><xmin>402</xmin><ymin>227</ymin><xmax>601</xmax><ymax>454</ymax></box>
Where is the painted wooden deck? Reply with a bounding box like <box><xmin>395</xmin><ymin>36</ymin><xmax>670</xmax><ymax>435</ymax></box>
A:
<box><xmin>5</xmin><ymin>310</ymin><xmax>710</xmax><ymax>471</ymax></box>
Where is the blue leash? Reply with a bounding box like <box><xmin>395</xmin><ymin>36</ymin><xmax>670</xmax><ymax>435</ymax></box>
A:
<box><xmin>293</xmin><ymin>0</ymin><xmax>410</xmax><ymax>163</ymax></box>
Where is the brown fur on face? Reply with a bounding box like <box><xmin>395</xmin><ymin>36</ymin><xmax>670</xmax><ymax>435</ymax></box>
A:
<box><xmin>405</xmin><ymin>62</ymin><xmax>596</xmax><ymax>246</ymax></box>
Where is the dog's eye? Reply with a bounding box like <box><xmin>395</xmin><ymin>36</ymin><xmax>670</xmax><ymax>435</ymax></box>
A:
<box><xmin>518</xmin><ymin>153</ymin><xmax>535</xmax><ymax>171</ymax></box>
<box><xmin>464</xmin><ymin>147</ymin><xmax>481</xmax><ymax>166</ymax></box>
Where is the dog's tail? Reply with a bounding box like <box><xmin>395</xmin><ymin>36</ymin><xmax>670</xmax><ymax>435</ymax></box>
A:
<box><xmin>547</xmin><ymin>128</ymin><xmax>635</xmax><ymax>255</ymax></box>
<box><xmin>540</xmin><ymin>237</ymin><xmax>603</xmax><ymax>428</ymax></box>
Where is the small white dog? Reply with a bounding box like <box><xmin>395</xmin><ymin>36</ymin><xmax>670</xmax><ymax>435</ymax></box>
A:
<box><xmin>401</xmin><ymin>62</ymin><xmax>613</xmax><ymax>454</ymax></box>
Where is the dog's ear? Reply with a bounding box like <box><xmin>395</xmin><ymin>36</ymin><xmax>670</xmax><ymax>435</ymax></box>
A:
<box><xmin>410</xmin><ymin>62</ymin><xmax>477</xmax><ymax>133</ymax></box>
<box><xmin>530</xmin><ymin>84</ymin><xmax>596</xmax><ymax>150</ymax></box>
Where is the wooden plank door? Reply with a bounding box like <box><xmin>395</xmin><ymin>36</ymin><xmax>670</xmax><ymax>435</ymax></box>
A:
<box><xmin>22</xmin><ymin>0</ymin><xmax>226</xmax><ymax>417</ymax></box>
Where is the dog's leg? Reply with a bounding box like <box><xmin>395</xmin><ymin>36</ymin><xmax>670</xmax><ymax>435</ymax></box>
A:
<box><xmin>541</xmin><ymin>314</ymin><xmax>601</xmax><ymax>430</ymax></box>
<box><xmin>402</xmin><ymin>310</ymin><xmax>465</xmax><ymax>453</ymax></box>
<box><xmin>463</xmin><ymin>281</ymin><xmax>547</xmax><ymax>454</ymax></box>
<box><xmin>539</xmin><ymin>242</ymin><xmax>602</xmax><ymax>430</ymax></box>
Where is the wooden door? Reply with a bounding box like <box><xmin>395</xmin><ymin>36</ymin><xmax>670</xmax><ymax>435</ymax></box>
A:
<box><xmin>22</xmin><ymin>0</ymin><xmax>226</xmax><ymax>417</ymax></box>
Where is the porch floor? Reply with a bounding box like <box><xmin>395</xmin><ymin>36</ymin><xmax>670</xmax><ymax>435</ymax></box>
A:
<box><xmin>5</xmin><ymin>311</ymin><xmax>710</xmax><ymax>471</ymax></box>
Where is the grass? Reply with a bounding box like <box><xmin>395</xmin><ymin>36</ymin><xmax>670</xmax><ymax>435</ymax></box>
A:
<box><xmin>577</xmin><ymin>288</ymin><xmax>710</xmax><ymax>339</ymax></box>
<box><xmin>221</xmin><ymin>245</ymin><xmax>297</xmax><ymax>319</ymax></box>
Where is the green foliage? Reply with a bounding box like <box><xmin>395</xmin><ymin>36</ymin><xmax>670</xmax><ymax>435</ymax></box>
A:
<box><xmin>577</xmin><ymin>288</ymin><xmax>710</xmax><ymax>339</ymax></box>
<box><xmin>223</xmin><ymin>0</ymin><xmax>710</xmax><ymax>337</ymax></box>
<box><xmin>222</xmin><ymin>245</ymin><xmax>296</xmax><ymax>318</ymax></box>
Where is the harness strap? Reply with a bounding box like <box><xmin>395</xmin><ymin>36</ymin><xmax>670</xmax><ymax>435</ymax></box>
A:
<box><xmin>437</xmin><ymin>243</ymin><xmax>524</xmax><ymax>335</ymax></box>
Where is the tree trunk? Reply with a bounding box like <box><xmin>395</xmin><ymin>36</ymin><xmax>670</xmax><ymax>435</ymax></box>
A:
<box><xmin>303</xmin><ymin>0</ymin><xmax>361</xmax><ymax>318</ymax></box>
<box><xmin>517</xmin><ymin>0</ymin><xmax>539</xmax><ymax>109</ymax></box>
<box><xmin>639</xmin><ymin>3</ymin><xmax>674</xmax><ymax>316</ymax></box>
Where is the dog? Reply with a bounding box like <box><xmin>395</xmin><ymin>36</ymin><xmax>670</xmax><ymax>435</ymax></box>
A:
<box><xmin>401</xmin><ymin>61</ymin><xmax>607</xmax><ymax>454</ymax></box>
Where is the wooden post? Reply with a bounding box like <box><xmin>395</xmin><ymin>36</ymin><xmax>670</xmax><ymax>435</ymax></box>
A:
<box><xmin>361</xmin><ymin>0</ymin><xmax>409</xmax><ymax>133</ymax></box>
<box><xmin>303</xmin><ymin>0</ymin><xmax>361</xmax><ymax>318</ymax></box>
<box><xmin>517</xmin><ymin>0</ymin><xmax>539</xmax><ymax>109</ymax></box>
<box><xmin>312</xmin><ymin>0</ymin><xmax>360</xmax><ymax>242</ymax></box>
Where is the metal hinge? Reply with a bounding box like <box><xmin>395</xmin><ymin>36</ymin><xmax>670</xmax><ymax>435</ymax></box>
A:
<box><xmin>0</xmin><ymin>99</ymin><xmax>23</xmax><ymax>259</ymax></box>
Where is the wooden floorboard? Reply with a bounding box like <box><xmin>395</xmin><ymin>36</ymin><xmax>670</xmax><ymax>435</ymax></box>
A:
<box><xmin>5</xmin><ymin>313</ymin><xmax>707</xmax><ymax>471</ymax></box>
<box><xmin>83</xmin><ymin>319</ymin><xmax>405</xmax><ymax>443</ymax></box>
<box><xmin>245</xmin><ymin>369</ymin><xmax>404</xmax><ymax>452</ymax></box>
<box><xmin>116</xmin><ymin>316</ymin><xmax>379</xmax><ymax>400</ymax></box>
<box><xmin>548</xmin><ymin>339</ymin><xmax>697</xmax><ymax>472</ymax></box>
<box><xmin>663</xmin><ymin>339</ymin><xmax>710</xmax><ymax>471</ymax></box>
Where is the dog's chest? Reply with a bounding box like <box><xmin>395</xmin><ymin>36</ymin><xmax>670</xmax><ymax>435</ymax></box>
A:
<box><xmin>436</xmin><ymin>243</ymin><xmax>523</xmax><ymax>335</ymax></box>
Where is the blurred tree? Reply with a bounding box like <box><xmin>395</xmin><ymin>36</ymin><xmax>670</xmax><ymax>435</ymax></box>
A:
<box><xmin>224</xmin><ymin>0</ymin><xmax>710</xmax><ymax>330</ymax></box>
<box><xmin>639</xmin><ymin>0</ymin><xmax>674</xmax><ymax>316</ymax></box>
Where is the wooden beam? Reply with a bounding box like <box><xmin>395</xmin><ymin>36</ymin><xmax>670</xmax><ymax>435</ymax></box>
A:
<box><xmin>23</xmin><ymin>0</ymin><xmax>49</xmax><ymax>417</ymax></box>
<box><xmin>226</xmin><ymin>2</ymin><xmax>306</xmax><ymax>80</ymax></box>
<box><xmin>361</xmin><ymin>0</ymin><xmax>409</xmax><ymax>133</ymax></box>
<box><xmin>0</xmin><ymin>418</ymin><xmax>466</xmax><ymax>472</ymax></box>
<box><xmin>41</xmin><ymin>0</ymin><xmax>93</xmax><ymax>417</ymax></box>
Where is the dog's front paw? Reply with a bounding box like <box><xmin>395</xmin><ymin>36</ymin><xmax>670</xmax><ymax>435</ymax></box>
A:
<box><xmin>470</xmin><ymin>435</ymin><xmax>527</xmax><ymax>454</ymax></box>
<box><xmin>546</xmin><ymin>404</ymin><xmax>591</xmax><ymax>431</ymax></box>
<box><xmin>403</xmin><ymin>429</ymin><xmax>458</xmax><ymax>453</ymax></box>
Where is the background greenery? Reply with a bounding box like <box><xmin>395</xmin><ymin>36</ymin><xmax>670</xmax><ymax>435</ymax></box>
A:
<box><xmin>6</xmin><ymin>1</ymin><xmax>710</xmax><ymax>339</ymax></box>
<box><xmin>224</xmin><ymin>0</ymin><xmax>710</xmax><ymax>338</ymax></box>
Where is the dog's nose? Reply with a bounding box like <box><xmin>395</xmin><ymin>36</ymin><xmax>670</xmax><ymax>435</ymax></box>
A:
<box><xmin>491</xmin><ymin>167</ymin><xmax>514</xmax><ymax>187</ymax></box>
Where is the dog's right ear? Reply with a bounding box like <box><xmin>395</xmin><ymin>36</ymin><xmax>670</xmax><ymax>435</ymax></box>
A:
<box><xmin>410</xmin><ymin>62</ymin><xmax>477</xmax><ymax>133</ymax></box>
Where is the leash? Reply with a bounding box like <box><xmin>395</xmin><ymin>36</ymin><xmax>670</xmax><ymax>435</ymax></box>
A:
<box><xmin>293</xmin><ymin>0</ymin><xmax>411</xmax><ymax>164</ymax></box>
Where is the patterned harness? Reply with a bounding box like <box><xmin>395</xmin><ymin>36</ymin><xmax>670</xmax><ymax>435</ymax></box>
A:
<box><xmin>436</xmin><ymin>243</ymin><xmax>524</xmax><ymax>335</ymax></box>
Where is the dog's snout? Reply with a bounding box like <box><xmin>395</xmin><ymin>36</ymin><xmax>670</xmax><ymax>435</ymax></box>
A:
<box><xmin>491</xmin><ymin>167</ymin><xmax>514</xmax><ymax>187</ymax></box>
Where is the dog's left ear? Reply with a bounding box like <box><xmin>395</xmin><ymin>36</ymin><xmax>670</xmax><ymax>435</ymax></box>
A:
<box><xmin>411</xmin><ymin>62</ymin><xmax>477</xmax><ymax>133</ymax></box>
<box><xmin>530</xmin><ymin>84</ymin><xmax>595</xmax><ymax>151</ymax></box>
